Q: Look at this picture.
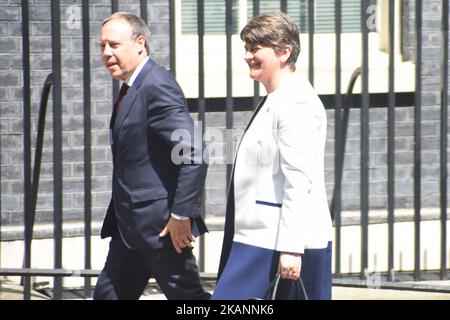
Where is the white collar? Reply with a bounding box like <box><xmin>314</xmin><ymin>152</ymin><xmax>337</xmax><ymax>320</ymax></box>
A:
<box><xmin>125</xmin><ymin>56</ymin><xmax>150</xmax><ymax>87</ymax></box>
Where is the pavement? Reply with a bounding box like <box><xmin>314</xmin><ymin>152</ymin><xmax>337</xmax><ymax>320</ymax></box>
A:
<box><xmin>2</xmin><ymin>277</ymin><xmax>450</xmax><ymax>300</ymax></box>
<box><xmin>331</xmin><ymin>284</ymin><xmax>450</xmax><ymax>300</ymax></box>
<box><xmin>0</xmin><ymin>279</ymin><xmax>51</xmax><ymax>300</ymax></box>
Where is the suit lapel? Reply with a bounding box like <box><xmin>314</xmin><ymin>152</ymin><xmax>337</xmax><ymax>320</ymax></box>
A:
<box><xmin>234</xmin><ymin>95</ymin><xmax>267</xmax><ymax>159</ymax></box>
<box><xmin>226</xmin><ymin>95</ymin><xmax>268</xmax><ymax>195</ymax></box>
<box><xmin>220</xmin><ymin>95</ymin><xmax>268</xmax><ymax>275</ymax></box>
<box><xmin>243</xmin><ymin>95</ymin><xmax>267</xmax><ymax>133</ymax></box>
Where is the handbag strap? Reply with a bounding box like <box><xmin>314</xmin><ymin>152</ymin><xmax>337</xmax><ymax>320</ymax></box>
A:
<box><xmin>296</xmin><ymin>277</ymin><xmax>309</xmax><ymax>300</ymax></box>
<box><xmin>270</xmin><ymin>274</ymin><xmax>282</xmax><ymax>300</ymax></box>
<box><xmin>265</xmin><ymin>274</ymin><xmax>309</xmax><ymax>300</ymax></box>
<box><xmin>261</xmin><ymin>274</ymin><xmax>281</xmax><ymax>300</ymax></box>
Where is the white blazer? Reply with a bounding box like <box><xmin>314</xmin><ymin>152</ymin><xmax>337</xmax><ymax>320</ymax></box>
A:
<box><xmin>232</xmin><ymin>75</ymin><xmax>333</xmax><ymax>254</ymax></box>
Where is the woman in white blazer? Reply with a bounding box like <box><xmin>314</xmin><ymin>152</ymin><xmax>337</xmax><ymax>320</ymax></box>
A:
<box><xmin>212</xmin><ymin>12</ymin><xmax>333</xmax><ymax>300</ymax></box>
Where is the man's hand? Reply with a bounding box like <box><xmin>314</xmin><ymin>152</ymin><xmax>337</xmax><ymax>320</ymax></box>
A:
<box><xmin>159</xmin><ymin>217</ymin><xmax>196</xmax><ymax>254</ymax></box>
<box><xmin>279</xmin><ymin>252</ymin><xmax>302</xmax><ymax>280</ymax></box>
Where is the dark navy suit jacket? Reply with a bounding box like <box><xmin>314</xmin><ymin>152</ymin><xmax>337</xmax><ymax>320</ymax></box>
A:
<box><xmin>100</xmin><ymin>58</ymin><xmax>208</xmax><ymax>250</ymax></box>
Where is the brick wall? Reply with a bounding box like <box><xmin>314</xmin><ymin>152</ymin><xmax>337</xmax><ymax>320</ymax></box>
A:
<box><xmin>0</xmin><ymin>1</ymin><xmax>449</xmax><ymax>238</ymax></box>
<box><xmin>398</xmin><ymin>0</ymin><xmax>450</xmax><ymax>211</ymax></box>
<box><xmin>0</xmin><ymin>0</ymin><xmax>171</xmax><ymax>228</ymax></box>
<box><xmin>200</xmin><ymin>102</ymin><xmax>450</xmax><ymax>222</ymax></box>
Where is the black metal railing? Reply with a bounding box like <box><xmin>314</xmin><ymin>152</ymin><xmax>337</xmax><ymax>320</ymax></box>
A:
<box><xmin>21</xmin><ymin>0</ymin><xmax>32</xmax><ymax>300</ymax></box>
<box><xmin>21</xmin><ymin>73</ymin><xmax>53</xmax><ymax>294</ymax></box>
<box><xmin>0</xmin><ymin>0</ymin><xmax>448</xmax><ymax>300</ymax></box>
<box><xmin>413</xmin><ymin>0</ymin><xmax>422</xmax><ymax>282</ymax></box>
<box><xmin>330</xmin><ymin>66</ymin><xmax>361</xmax><ymax>275</ymax></box>
<box><xmin>387</xmin><ymin>0</ymin><xmax>396</xmax><ymax>282</ymax></box>
<box><xmin>440</xmin><ymin>0</ymin><xmax>449</xmax><ymax>282</ymax></box>
<box><xmin>81</xmin><ymin>0</ymin><xmax>92</xmax><ymax>298</ymax></box>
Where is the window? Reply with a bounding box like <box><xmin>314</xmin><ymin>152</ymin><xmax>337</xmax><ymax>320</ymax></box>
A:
<box><xmin>182</xmin><ymin>0</ymin><xmax>239</xmax><ymax>35</ymax></box>
<box><xmin>175</xmin><ymin>0</ymin><xmax>414</xmax><ymax>98</ymax></box>
<box><xmin>181</xmin><ymin>0</ymin><xmax>377</xmax><ymax>35</ymax></box>
<box><xmin>296</xmin><ymin>0</ymin><xmax>378</xmax><ymax>33</ymax></box>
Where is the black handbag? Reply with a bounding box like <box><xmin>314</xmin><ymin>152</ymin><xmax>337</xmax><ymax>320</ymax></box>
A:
<box><xmin>249</xmin><ymin>274</ymin><xmax>309</xmax><ymax>300</ymax></box>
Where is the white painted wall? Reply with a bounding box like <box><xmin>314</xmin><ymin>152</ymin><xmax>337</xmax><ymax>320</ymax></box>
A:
<box><xmin>1</xmin><ymin>217</ymin><xmax>449</xmax><ymax>288</ymax></box>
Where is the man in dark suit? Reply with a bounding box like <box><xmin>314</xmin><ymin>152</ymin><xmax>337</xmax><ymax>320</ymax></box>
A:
<box><xmin>93</xmin><ymin>12</ymin><xmax>210</xmax><ymax>300</ymax></box>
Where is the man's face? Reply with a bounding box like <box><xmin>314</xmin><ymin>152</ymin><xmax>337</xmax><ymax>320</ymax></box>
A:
<box><xmin>99</xmin><ymin>19</ymin><xmax>146</xmax><ymax>81</ymax></box>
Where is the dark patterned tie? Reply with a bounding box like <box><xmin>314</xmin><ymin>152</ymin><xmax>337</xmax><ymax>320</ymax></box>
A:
<box><xmin>114</xmin><ymin>83</ymin><xmax>129</xmax><ymax>116</ymax></box>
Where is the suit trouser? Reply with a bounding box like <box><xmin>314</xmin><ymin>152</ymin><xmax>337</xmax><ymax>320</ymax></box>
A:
<box><xmin>94</xmin><ymin>236</ymin><xmax>211</xmax><ymax>300</ymax></box>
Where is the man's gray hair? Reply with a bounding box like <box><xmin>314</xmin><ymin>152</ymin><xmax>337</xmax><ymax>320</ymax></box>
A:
<box><xmin>102</xmin><ymin>12</ymin><xmax>151</xmax><ymax>55</ymax></box>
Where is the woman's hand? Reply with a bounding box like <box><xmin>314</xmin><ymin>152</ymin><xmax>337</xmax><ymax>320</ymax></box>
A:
<box><xmin>279</xmin><ymin>252</ymin><xmax>302</xmax><ymax>280</ymax></box>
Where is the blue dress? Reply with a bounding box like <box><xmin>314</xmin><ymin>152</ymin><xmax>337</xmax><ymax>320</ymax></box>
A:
<box><xmin>211</xmin><ymin>241</ymin><xmax>332</xmax><ymax>300</ymax></box>
<box><xmin>212</xmin><ymin>179</ymin><xmax>332</xmax><ymax>300</ymax></box>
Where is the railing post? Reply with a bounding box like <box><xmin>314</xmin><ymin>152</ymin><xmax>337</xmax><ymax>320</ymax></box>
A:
<box><xmin>334</xmin><ymin>0</ymin><xmax>342</xmax><ymax>277</ymax></box>
<box><xmin>51</xmin><ymin>0</ymin><xmax>63</xmax><ymax>299</ymax></box>
<box><xmin>111</xmin><ymin>1</ymin><xmax>119</xmax><ymax>105</ymax></box>
<box><xmin>308</xmin><ymin>0</ymin><xmax>314</xmax><ymax>85</ymax></box>
<box><xmin>252</xmin><ymin>0</ymin><xmax>260</xmax><ymax>108</ymax></box>
<box><xmin>280</xmin><ymin>0</ymin><xmax>287</xmax><ymax>13</ymax></box>
<box><xmin>197</xmin><ymin>0</ymin><xmax>206</xmax><ymax>273</ymax></box>
<box><xmin>140</xmin><ymin>0</ymin><xmax>148</xmax><ymax>24</ymax></box>
<box><xmin>360</xmin><ymin>0</ymin><xmax>370</xmax><ymax>280</ymax></box>
<box><xmin>225</xmin><ymin>0</ymin><xmax>234</xmax><ymax>185</ymax></box>
<box><xmin>169</xmin><ymin>0</ymin><xmax>176</xmax><ymax>75</ymax></box>
<box><xmin>387</xmin><ymin>0</ymin><xmax>396</xmax><ymax>282</ymax></box>
<box><xmin>414</xmin><ymin>0</ymin><xmax>422</xmax><ymax>282</ymax></box>
<box><xmin>439</xmin><ymin>0</ymin><xmax>448</xmax><ymax>281</ymax></box>
<box><xmin>82</xmin><ymin>0</ymin><xmax>92</xmax><ymax>298</ymax></box>
<box><xmin>21</xmin><ymin>0</ymin><xmax>32</xmax><ymax>301</ymax></box>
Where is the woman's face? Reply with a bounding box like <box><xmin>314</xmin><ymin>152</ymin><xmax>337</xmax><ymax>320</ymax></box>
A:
<box><xmin>243</xmin><ymin>43</ymin><xmax>283</xmax><ymax>86</ymax></box>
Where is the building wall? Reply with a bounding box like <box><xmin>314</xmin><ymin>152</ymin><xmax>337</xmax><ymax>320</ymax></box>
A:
<box><xmin>0</xmin><ymin>0</ymin><xmax>171</xmax><ymax>229</ymax></box>
<box><xmin>0</xmin><ymin>0</ymin><xmax>449</xmax><ymax>240</ymax></box>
